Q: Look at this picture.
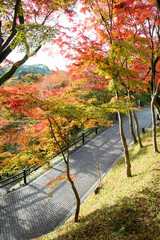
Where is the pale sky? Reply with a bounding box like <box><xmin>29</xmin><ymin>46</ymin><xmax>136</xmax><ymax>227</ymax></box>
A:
<box><xmin>8</xmin><ymin>3</ymin><xmax>87</xmax><ymax>71</ymax></box>
<box><xmin>8</xmin><ymin>45</ymin><xmax>69</xmax><ymax>71</ymax></box>
<box><xmin>25</xmin><ymin>51</ymin><xmax>69</xmax><ymax>71</ymax></box>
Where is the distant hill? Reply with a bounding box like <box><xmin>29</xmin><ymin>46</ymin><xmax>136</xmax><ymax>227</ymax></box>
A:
<box><xmin>0</xmin><ymin>64</ymin><xmax>52</xmax><ymax>86</ymax></box>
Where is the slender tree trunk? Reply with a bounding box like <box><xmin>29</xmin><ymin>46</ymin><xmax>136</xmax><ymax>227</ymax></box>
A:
<box><xmin>151</xmin><ymin>97</ymin><xmax>158</xmax><ymax>152</ymax></box>
<box><xmin>115</xmin><ymin>90</ymin><xmax>131</xmax><ymax>177</ymax></box>
<box><xmin>48</xmin><ymin>116</ymin><xmax>81</xmax><ymax>222</ymax></box>
<box><xmin>128</xmin><ymin>110</ymin><xmax>137</xmax><ymax>144</ymax></box>
<box><xmin>118</xmin><ymin>111</ymin><xmax>132</xmax><ymax>177</ymax></box>
<box><xmin>66</xmin><ymin>147</ymin><xmax>81</xmax><ymax>222</ymax></box>
<box><xmin>155</xmin><ymin>105</ymin><xmax>160</xmax><ymax>120</ymax></box>
<box><xmin>127</xmin><ymin>89</ymin><xmax>142</xmax><ymax>148</ymax></box>
<box><xmin>150</xmin><ymin>56</ymin><xmax>160</xmax><ymax>152</ymax></box>
<box><xmin>132</xmin><ymin>110</ymin><xmax>143</xmax><ymax>148</ymax></box>
<box><xmin>150</xmin><ymin>58</ymin><xmax>160</xmax><ymax>152</ymax></box>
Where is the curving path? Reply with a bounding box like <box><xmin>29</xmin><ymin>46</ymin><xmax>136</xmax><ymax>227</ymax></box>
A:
<box><xmin>0</xmin><ymin>107</ymin><xmax>152</xmax><ymax>240</ymax></box>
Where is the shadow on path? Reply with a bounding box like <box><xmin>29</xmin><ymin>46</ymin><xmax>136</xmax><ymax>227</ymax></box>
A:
<box><xmin>0</xmin><ymin>107</ymin><xmax>152</xmax><ymax>240</ymax></box>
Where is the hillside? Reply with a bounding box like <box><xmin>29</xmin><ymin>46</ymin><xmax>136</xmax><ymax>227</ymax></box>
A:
<box><xmin>0</xmin><ymin>64</ymin><xmax>52</xmax><ymax>86</ymax></box>
<box><xmin>35</xmin><ymin>127</ymin><xmax>160</xmax><ymax>240</ymax></box>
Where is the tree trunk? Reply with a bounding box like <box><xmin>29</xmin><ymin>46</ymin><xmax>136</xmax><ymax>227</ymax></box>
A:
<box><xmin>128</xmin><ymin>110</ymin><xmax>137</xmax><ymax>144</ymax></box>
<box><xmin>132</xmin><ymin>110</ymin><xmax>143</xmax><ymax>148</ymax></box>
<box><xmin>118</xmin><ymin>111</ymin><xmax>132</xmax><ymax>177</ymax></box>
<box><xmin>66</xmin><ymin>147</ymin><xmax>81</xmax><ymax>222</ymax></box>
<box><xmin>155</xmin><ymin>105</ymin><xmax>160</xmax><ymax>120</ymax></box>
<box><xmin>151</xmin><ymin>97</ymin><xmax>158</xmax><ymax>152</ymax></box>
<box><xmin>48</xmin><ymin>117</ymin><xmax>81</xmax><ymax>222</ymax></box>
<box><xmin>0</xmin><ymin>45</ymin><xmax>41</xmax><ymax>86</ymax></box>
<box><xmin>150</xmin><ymin>56</ymin><xmax>160</xmax><ymax>152</ymax></box>
<box><xmin>115</xmin><ymin>90</ymin><xmax>131</xmax><ymax>177</ymax></box>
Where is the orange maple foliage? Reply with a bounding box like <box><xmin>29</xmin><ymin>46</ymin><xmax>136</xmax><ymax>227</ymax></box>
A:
<box><xmin>45</xmin><ymin>173</ymin><xmax>76</xmax><ymax>197</ymax></box>
<box><xmin>40</xmin><ymin>70</ymin><xmax>69</xmax><ymax>90</ymax></box>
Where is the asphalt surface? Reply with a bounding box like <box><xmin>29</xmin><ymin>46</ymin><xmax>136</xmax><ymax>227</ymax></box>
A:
<box><xmin>0</xmin><ymin>106</ymin><xmax>152</xmax><ymax>240</ymax></box>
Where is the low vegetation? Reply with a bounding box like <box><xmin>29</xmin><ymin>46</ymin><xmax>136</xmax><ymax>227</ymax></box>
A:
<box><xmin>35</xmin><ymin>127</ymin><xmax>160</xmax><ymax>240</ymax></box>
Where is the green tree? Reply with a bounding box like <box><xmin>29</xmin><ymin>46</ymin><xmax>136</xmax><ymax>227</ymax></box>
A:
<box><xmin>0</xmin><ymin>0</ymin><xmax>76</xmax><ymax>86</ymax></box>
<box><xmin>0</xmin><ymin>81</ymin><xmax>109</xmax><ymax>222</ymax></box>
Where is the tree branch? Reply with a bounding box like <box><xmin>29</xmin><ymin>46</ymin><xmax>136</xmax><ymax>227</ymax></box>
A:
<box><xmin>47</xmin><ymin>116</ymin><xmax>67</xmax><ymax>164</ymax></box>
<box><xmin>95</xmin><ymin>0</ymin><xmax>112</xmax><ymax>44</ymax></box>
<box><xmin>0</xmin><ymin>45</ymin><xmax>41</xmax><ymax>86</ymax></box>
<box><xmin>0</xmin><ymin>0</ymin><xmax>21</xmax><ymax>53</ymax></box>
<box><xmin>0</xmin><ymin>21</ymin><xmax>3</xmax><ymax>47</ymax></box>
<box><xmin>0</xmin><ymin>46</ymin><xmax>13</xmax><ymax>64</ymax></box>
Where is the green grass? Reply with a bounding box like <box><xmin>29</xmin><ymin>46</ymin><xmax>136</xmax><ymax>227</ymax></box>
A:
<box><xmin>35</xmin><ymin>128</ymin><xmax>160</xmax><ymax>240</ymax></box>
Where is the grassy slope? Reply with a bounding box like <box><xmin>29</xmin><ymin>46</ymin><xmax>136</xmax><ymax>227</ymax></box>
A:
<box><xmin>36</xmin><ymin>128</ymin><xmax>160</xmax><ymax>240</ymax></box>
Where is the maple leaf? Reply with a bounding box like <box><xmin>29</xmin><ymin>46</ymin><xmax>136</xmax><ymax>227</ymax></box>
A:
<box><xmin>44</xmin><ymin>173</ymin><xmax>76</xmax><ymax>197</ymax></box>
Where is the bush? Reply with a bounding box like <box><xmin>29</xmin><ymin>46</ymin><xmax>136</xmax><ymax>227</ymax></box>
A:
<box><xmin>134</xmin><ymin>92</ymin><xmax>151</xmax><ymax>106</ymax></box>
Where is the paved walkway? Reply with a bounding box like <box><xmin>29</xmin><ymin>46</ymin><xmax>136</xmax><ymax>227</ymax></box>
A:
<box><xmin>0</xmin><ymin>107</ymin><xmax>152</xmax><ymax>240</ymax></box>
